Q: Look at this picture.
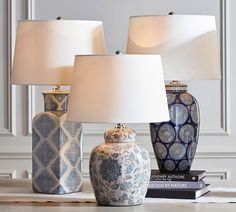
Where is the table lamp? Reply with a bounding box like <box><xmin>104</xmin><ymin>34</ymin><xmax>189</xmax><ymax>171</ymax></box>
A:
<box><xmin>127</xmin><ymin>14</ymin><xmax>221</xmax><ymax>172</ymax></box>
<box><xmin>12</xmin><ymin>18</ymin><xmax>106</xmax><ymax>194</ymax></box>
<box><xmin>67</xmin><ymin>54</ymin><xmax>169</xmax><ymax>206</ymax></box>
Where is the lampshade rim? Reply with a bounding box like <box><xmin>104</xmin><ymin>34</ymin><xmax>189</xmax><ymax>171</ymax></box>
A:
<box><xmin>17</xmin><ymin>20</ymin><xmax>103</xmax><ymax>23</ymax></box>
<box><xmin>164</xmin><ymin>78</ymin><xmax>221</xmax><ymax>81</ymax></box>
<box><xmin>42</xmin><ymin>89</ymin><xmax>70</xmax><ymax>94</ymax></box>
<box><xmin>129</xmin><ymin>14</ymin><xmax>215</xmax><ymax>18</ymax></box>
<box><xmin>66</xmin><ymin>120</ymin><xmax>170</xmax><ymax>124</ymax></box>
<box><xmin>74</xmin><ymin>54</ymin><xmax>162</xmax><ymax>58</ymax></box>
<box><xmin>11</xmin><ymin>82</ymin><xmax>71</xmax><ymax>86</ymax></box>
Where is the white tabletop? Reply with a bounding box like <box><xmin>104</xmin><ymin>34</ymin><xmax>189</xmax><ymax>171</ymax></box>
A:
<box><xmin>0</xmin><ymin>179</ymin><xmax>236</xmax><ymax>212</ymax></box>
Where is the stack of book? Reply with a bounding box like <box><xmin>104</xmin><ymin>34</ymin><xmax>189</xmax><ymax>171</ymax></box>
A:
<box><xmin>146</xmin><ymin>170</ymin><xmax>210</xmax><ymax>199</ymax></box>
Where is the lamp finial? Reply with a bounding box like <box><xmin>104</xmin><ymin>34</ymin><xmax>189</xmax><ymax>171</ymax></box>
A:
<box><xmin>56</xmin><ymin>16</ymin><xmax>64</xmax><ymax>20</ymax></box>
<box><xmin>115</xmin><ymin>50</ymin><xmax>122</xmax><ymax>55</ymax></box>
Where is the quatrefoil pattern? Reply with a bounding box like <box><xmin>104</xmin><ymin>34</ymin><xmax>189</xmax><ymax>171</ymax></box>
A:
<box><xmin>32</xmin><ymin>93</ymin><xmax>83</xmax><ymax>194</ymax></box>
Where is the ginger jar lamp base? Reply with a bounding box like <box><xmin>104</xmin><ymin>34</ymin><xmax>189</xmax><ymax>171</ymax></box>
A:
<box><xmin>89</xmin><ymin>124</ymin><xmax>150</xmax><ymax>206</ymax></box>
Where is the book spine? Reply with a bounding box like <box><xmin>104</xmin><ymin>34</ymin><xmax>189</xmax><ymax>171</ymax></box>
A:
<box><xmin>146</xmin><ymin>189</ymin><xmax>197</xmax><ymax>199</ymax></box>
<box><xmin>146</xmin><ymin>184</ymin><xmax>210</xmax><ymax>199</ymax></box>
<box><xmin>148</xmin><ymin>181</ymin><xmax>205</xmax><ymax>190</ymax></box>
<box><xmin>150</xmin><ymin>174</ymin><xmax>199</xmax><ymax>182</ymax></box>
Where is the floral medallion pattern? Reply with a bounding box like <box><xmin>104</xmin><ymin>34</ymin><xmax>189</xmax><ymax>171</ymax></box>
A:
<box><xmin>100</xmin><ymin>158</ymin><xmax>122</xmax><ymax>182</ymax></box>
<box><xmin>90</xmin><ymin>127</ymin><xmax>150</xmax><ymax>206</ymax></box>
<box><xmin>150</xmin><ymin>88</ymin><xmax>200</xmax><ymax>172</ymax></box>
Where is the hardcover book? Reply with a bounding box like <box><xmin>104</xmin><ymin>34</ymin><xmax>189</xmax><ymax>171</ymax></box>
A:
<box><xmin>150</xmin><ymin>170</ymin><xmax>206</xmax><ymax>182</ymax></box>
<box><xmin>148</xmin><ymin>180</ymin><xmax>205</xmax><ymax>190</ymax></box>
<box><xmin>146</xmin><ymin>184</ymin><xmax>210</xmax><ymax>199</ymax></box>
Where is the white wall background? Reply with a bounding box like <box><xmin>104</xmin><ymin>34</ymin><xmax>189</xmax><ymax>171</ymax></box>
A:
<box><xmin>0</xmin><ymin>0</ymin><xmax>235</xmax><ymax>182</ymax></box>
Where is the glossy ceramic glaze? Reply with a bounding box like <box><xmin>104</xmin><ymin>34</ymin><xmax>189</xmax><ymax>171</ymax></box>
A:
<box><xmin>32</xmin><ymin>91</ymin><xmax>83</xmax><ymax>194</ymax></box>
<box><xmin>150</xmin><ymin>84</ymin><xmax>200</xmax><ymax>172</ymax></box>
<box><xmin>90</xmin><ymin>126</ymin><xmax>150</xmax><ymax>206</ymax></box>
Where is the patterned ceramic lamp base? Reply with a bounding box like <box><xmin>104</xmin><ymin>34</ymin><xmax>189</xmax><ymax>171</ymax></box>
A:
<box><xmin>150</xmin><ymin>82</ymin><xmax>200</xmax><ymax>172</ymax></box>
<box><xmin>32</xmin><ymin>90</ymin><xmax>83</xmax><ymax>194</ymax></box>
<box><xmin>90</xmin><ymin>125</ymin><xmax>150</xmax><ymax>206</ymax></box>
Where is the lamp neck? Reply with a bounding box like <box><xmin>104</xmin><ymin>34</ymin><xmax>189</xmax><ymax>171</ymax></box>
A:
<box><xmin>42</xmin><ymin>88</ymin><xmax>69</xmax><ymax>112</ymax></box>
<box><xmin>104</xmin><ymin>124</ymin><xmax>136</xmax><ymax>143</ymax></box>
<box><xmin>53</xmin><ymin>85</ymin><xmax>61</xmax><ymax>91</ymax></box>
<box><xmin>115</xmin><ymin>123</ymin><xmax>126</xmax><ymax>129</ymax></box>
<box><xmin>165</xmin><ymin>80</ymin><xmax>188</xmax><ymax>93</ymax></box>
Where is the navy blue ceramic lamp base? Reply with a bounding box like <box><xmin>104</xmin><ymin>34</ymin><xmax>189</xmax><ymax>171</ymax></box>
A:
<box><xmin>32</xmin><ymin>89</ymin><xmax>83</xmax><ymax>194</ymax></box>
<box><xmin>150</xmin><ymin>81</ymin><xmax>200</xmax><ymax>172</ymax></box>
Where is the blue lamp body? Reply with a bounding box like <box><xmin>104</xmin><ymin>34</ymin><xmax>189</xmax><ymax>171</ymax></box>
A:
<box><xmin>32</xmin><ymin>91</ymin><xmax>83</xmax><ymax>194</ymax></box>
<box><xmin>150</xmin><ymin>83</ymin><xmax>200</xmax><ymax>172</ymax></box>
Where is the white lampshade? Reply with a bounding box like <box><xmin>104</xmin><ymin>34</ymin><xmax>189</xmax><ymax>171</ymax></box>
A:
<box><xmin>127</xmin><ymin>15</ymin><xmax>221</xmax><ymax>80</ymax></box>
<box><xmin>67</xmin><ymin>55</ymin><xmax>169</xmax><ymax>123</ymax></box>
<box><xmin>12</xmin><ymin>20</ymin><xmax>106</xmax><ymax>85</ymax></box>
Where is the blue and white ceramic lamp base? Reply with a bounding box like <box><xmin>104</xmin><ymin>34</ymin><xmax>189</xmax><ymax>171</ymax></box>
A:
<box><xmin>90</xmin><ymin>125</ymin><xmax>150</xmax><ymax>206</ymax></box>
<box><xmin>32</xmin><ymin>90</ymin><xmax>83</xmax><ymax>194</ymax></box>
<box><xmin>150</xmin><ymin>83</ymin><xmax>200</xmax><ymax>172</ymax></box>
